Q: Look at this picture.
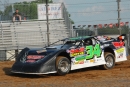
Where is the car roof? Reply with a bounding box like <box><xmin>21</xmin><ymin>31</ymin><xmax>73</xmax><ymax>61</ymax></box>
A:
<box><xmin>67</xmin><ymin>36</ymin><xmax>93</xmax><ymax>41</ymax></box>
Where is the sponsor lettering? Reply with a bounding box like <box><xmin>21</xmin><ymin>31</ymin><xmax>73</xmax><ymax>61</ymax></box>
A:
<box><xmin>112</xmin><ymin>42</ymin><xmax>124</xmax><ymax>48</ymax></box>
<box><xmin>68</xmin><ymin>47</ymin><xmax>85</xmax><ymax>57</ymax></box>
<box><xmin>90</xmin><ymin>59</ymin><xmax>95</xmax><ymax>63</ymax></box>
<box><xmin>70</xmin><ymin>52</ymin><xmax>84</xmax><ymax>57</ymax></box>
<box><xmin>75</xmin><ymin>60</ymin><xmax>84</xmax><ymax>64</ymax></box>
<box><xmin>27</xmin><ymin>55</ymin><xmax>44</xmax><ymax>59</ymax></box>
<box><xmin>117</xmin><ymin>53</ymin><xmax>123</xmax><ymax>58</ymax></box>
<box><xmin>116</xmin><ymin>48</ymin><xmax>125</xmax><ymax>53</ymax></box>
<box><xmin>71</xmin><ymin>44</ymin><xmax>102</xmax><ymax>65</ymax></box>
<box><xmin>103</xmin><ymin>44</ymin><xmax>110</xmax><ymax>47</ymax></box>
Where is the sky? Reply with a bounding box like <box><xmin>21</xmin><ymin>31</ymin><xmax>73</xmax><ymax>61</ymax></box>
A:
<box><xmin>0</xmin><ymin>0</ymin><xmax>130</xmax><ymax>26</ymax></box>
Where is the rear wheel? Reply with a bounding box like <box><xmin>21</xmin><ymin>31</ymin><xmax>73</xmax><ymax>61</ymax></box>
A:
<box><xmin>100</xmin><ymin>52</ymin><xmax>115</xmax><ymax>70</ymax></box>
<box><xmin>56</xmin><ymin>56</ymin><xmax>71</xmax><ymax>75</ymax></box>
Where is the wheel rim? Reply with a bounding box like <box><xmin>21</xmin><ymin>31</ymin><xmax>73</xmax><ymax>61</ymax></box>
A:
<box><xmin>58</xmin><ymin>60</ymin><xmax>69</xmax><ymax>72</ymax></box>
<box><xmin>106</xmin><ymin>56</ymin><xmax>113</xmax><ymax>68</ymax></box>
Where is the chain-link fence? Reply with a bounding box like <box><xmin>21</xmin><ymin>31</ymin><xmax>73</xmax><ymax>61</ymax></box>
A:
<box><xmin>0</xmin><ymin>2</ymin><xmax>72</xmax><ymax>51</ymax></box>
<box><xmin>0</xmin><ymin>2</ymin><xmax>130</xmax><ymax>60</ymax></box>
<box><xmin>0</xmin><ymin>19</ymin><xmax>70</xmax><ymax>50</ymax></box>
<box><xmin>73</xmin><ymin>25</ymin><xmax>130</xmax><ymax>36</ymax></box>
<box><xmin>0</xmin><ymin>3</ymin><xmax>38</xmax><ymax>21</ymax></box>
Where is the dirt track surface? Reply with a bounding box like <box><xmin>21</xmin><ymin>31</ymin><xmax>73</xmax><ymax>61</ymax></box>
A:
<box><xmin>0</xmin><ymin>56</ymin><xmax>130</xmax><ymax>87</ymax></box>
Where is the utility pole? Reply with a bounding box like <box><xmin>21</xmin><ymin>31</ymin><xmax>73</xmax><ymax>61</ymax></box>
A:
<box><xmin>117</xmin><ymin>0</ymin><xmax>121</xmax><ymax>35</ymax></box>
<box><xmin>45</xmin><ymin>0</ymin><xmax>50</xmax><ymax>46</ymax></box>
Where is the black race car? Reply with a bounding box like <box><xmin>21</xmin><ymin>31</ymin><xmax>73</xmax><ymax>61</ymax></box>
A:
<box><xmin>11</xmin><ymin>35</ymin><xmax>127</xmax><ymax>75</ymax></box>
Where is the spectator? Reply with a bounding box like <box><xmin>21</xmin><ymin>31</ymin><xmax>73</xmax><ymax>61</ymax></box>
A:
<box><xmin>12</xmin><ymin>9</ymin><xmax>21</xmax><ymax>22</ymax></box>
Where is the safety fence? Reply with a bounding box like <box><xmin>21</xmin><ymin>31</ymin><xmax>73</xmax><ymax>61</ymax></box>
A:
<box><xmin>0</xmin><ymin>19</ymin><xmax>71</xmax><ymax>60</ymax></box>
<box><xmin>0</xmin><ymin>3</ymin><xmax>72</xmax><ymax>31</ymax></box>
<box><xmin>0</xmin><ymin>22</ymin><xmax>130</xmax><ymax>50</ymax></box>
<box><xmin>0</xmin><ymin>21</ymin><xmax>130</xmax><ymax>60</ymax></box>
<box><xmin>0</xmin><ymin>20</ymin><xmax>70</xmax><ymax>50</ymax></box>
<box><xmin>0</xmin><ymin>2</ymin><xmax>73</xmax><ymax>60</ymax></box>
<box><xmin>0</xmin><ymin>1</ymin><xmax>129</xmax><ymax>60</ymax></box>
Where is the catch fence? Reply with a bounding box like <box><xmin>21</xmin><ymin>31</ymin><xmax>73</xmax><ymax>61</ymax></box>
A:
<box><xmin>0</xmin><ymin>2</ymin><xmax>130</xmax><ymax>60</ymax></box>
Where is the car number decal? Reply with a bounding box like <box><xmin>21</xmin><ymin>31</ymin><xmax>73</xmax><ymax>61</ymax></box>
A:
<box><xmin>86</xmin><ymin>44</ymin><xmax>102</xmax><ymax>59</ymax></box>
<box><xmin>69</xmin><ymin>44</ymin><xmax>102</xmax><ymax>61</ymax></box>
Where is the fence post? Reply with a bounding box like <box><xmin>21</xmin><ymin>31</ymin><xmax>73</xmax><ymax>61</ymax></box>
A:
<box><xmin>127</xmin><ymin>33</ymin><xmax>130</xmax><ymax>55</ymax></box>
<box><xmin>95</xmin><ymin>28</ymin><xmax>98</xmax><ymax>36</ymax></box>
<box><xmin>0</xmin><ymin>21</ymin><xmax>4</xmax><ymax>45</ymax></box>
<box><xmin>12</xmin><ymin>4</ymin><xmax>14</xmax><ymax>14</ymax></box>
<box><xmin>71</xmin><ymin>29</ymin><xmax>74</xmax><ymax>37</ymax></box>
<box><xmin>15</xmin><ymin>50</ymin><xmax>19</xmax><ymax>58</ymax></box>
<box><xmin>45</xmin><ymin>0</ymin><xmax>50</xmax><ymax>46</ymax></box>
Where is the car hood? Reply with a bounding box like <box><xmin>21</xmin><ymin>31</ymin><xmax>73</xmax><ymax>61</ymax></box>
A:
<box><xmin>27</xmin><ymin>44</ymin><xmax>73</xmax><ymax>55</ymax></box>
<box><xmin>29</xmin><ymin>45</ymin><xmax>72</xmax><ymax>54</ymax></box>
<box><xmin>15</xmin><ymin>44</ymin><xmax>74</xmax><ymax>63</ymax></box>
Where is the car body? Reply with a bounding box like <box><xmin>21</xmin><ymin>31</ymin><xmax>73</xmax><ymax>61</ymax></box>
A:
<box><xmin>11</xmin><ymin>34</ymin><xmax>127</xmax><ymax>75</ymax></box>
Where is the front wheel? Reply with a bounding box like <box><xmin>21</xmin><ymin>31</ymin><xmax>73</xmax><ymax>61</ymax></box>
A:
<box><xmin>100</xmin><ymin>52</ymin><xmax>115</xmax><ymax>70</ymax></box>
<box><xmin>56</xmin><ymin>56</ymin><xmax>71</xmax><ymax>75</ymax></box>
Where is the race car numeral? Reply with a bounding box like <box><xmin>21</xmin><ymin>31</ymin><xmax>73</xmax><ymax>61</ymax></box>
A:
<box><xmin>94</xmin><ymin>44</ymin><xmax>102</xmax><ymax>57</ymax></box>
<box><xmin>86</xmin><ymin>44</ymin><xmax>101</xmax><ymax>59</ymax></box>
<box><xmin>86</xmin><ymin>46</ymin><xmax>94</xmax><ymax>59</ymax></box>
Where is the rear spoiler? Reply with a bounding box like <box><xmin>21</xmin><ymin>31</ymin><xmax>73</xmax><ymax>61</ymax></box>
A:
<box><xmin>117</xmin><ymin>34</ymin><xmax>129</xmax><ymax>56</ymax></box>
<box><xmin>117</xmin><ymin>34</ymin><xmax>127</xmax><ymax>41</ymax></box>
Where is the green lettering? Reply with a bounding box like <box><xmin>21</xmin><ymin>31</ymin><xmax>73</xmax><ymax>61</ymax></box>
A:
<box><xmin>94</xmin><ymin>44</ymin><xmax>102</xmax><ymax>57</ymax></box>
<box><xmin>85</xmin><ymin>44</ymin><xmax>102</xmax><ymax>60</ymax></box>
<box><xmin>86</xmin><ymin>46</ymin><xmax>94</xmax><ymax>59</ymax></box>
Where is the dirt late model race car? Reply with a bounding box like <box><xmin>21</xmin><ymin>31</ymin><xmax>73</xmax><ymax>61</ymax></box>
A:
<box><xmin>11</xmin><ymin>34</ymin><xmax>128</xmax><ymax>75</ymax></box>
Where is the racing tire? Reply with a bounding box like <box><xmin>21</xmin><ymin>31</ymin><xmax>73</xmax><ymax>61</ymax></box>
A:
<box><xmin>100</xmin><ymin>52</ymin><xmax>115</xmax><ymax>70</ymax></box>
<box><xmin>56</xmin><ymin>56</ymin><xmax>71</xmax><ymax>76</ymax></box>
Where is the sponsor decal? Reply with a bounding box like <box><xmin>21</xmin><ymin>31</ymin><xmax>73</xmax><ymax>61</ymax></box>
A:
<box><xmin>116</xmin><ymin>48</ymin><xmax>125</xmax><ymax>53</ymax></box>
<box><xmin>97</xmin><ymin>58</ymin><xmax>103</xmax><ymax>61</ymax></box>
<box><xmin>90</xmin><ymin>59</ymin><xmax>95</xmax><ymax>63</ymax></box>
<box><xmin>71</xmin><ymin>44</ymin><xmax>102</xmax><ymax>65</ymax></box>
<box><xmin>75</xmin><ymin>56</ymin><xmax>86</xmax><ymax>61</ymax></box>
<box><xmin>38</xmin><ymin>4</ymin><xmax>62</xmax><ymax>20</ymax></box>
<box><xmin>70</xmin><ymin>52</ymin><xmax>84</xmax><ymax>57</ymax></box>
<box><xmin>115</xmin><ymin>48</ymin><xmax>124</xmax><ymax>58</ymax></box>
<box><xmin>26</xmin><ymin>55</ymin><xmax>44</xmax><ymax>63</ymax></box>
<box><xmin>112</xmin><ymin>42</ymin><xmax>124</xmax><ymax>48</ymax></box>
<box><xmin>96</xmin><ymin>36</ymin><xmax>111</xmax><ymax>41</ymax></box>
<box><xmin>68</xmin><ymin>47</ymin><xmax>84</xmax><ymax>53</ymax></box>
<box><xmin>117</xmin><ymin>53</ymin><xmax>123</xmax><ymax>58</ymax></box>
<box><xmin>103</xmin><ymin>44</ymin><xmax>110</xmax><ymax>47</ymax></box>
<box><xmin>67</xmin><ymin>47</ymin><xmax>85</xmax><ymax>57</ymax></box>
<box><xmin>75</xmin><ymin>60</ymin><xmax>84</xmax><ymax>64</ymax></box>
<box><xmin>27</xmin><ymin>55</ymin><xmax>44</xmax><ymax>59</ymax></box>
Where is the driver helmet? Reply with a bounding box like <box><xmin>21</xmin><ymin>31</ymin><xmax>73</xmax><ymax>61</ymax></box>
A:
<box><xmin>84</xmin><ymin>39</ymin><xmax>92</xmax><ymax>45</ymax></box>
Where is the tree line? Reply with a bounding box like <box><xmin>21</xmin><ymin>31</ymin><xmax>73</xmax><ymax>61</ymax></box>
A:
<box><xmin>0</xmin><ymin>0</ymin><xmax>53</xmax><ymax>20</ymax></box>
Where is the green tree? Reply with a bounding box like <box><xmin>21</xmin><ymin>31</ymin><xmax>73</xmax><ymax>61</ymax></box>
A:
<box><xmin>0</xmin><ymin>11</ymin><xmax>3</xmax><ymax>15</ymax></box>
<box><xmin>2</xmin><ymin>0</ymin><xmax>54</xmax><ymax>20</ymax></box>
<box><xmin>2</xmin><ymin>0</ymin><xmax>74</xmax><ymax>24</ymax></box>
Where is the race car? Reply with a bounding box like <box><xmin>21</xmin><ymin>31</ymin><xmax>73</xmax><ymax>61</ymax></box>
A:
<box><xmin>11</xmin><ymin>34</ymin><xmax>127</xmax><ymax>75</ymax></box>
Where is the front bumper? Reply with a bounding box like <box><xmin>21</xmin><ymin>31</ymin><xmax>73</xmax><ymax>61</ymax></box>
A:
<box><xmin>11</xmin><ymin>59</ymin><xmax>56</xmax><ymax>75</ymax></box>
